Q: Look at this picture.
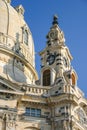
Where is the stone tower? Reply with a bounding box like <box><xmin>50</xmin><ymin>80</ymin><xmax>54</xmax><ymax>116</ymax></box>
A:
<box><xmin>40</xmin><ymin>15</ymin><xmax>73</xmax><ymax>87</ymax></box>
<box><xmin>0</xmin><ymin>0</ymin><xmax>87</xmax><ymax>130</ymax></box>
<box><xmin>39</xmin><ymin>15</ymin><xmax>87</xmax><ymax>130</ymax></box>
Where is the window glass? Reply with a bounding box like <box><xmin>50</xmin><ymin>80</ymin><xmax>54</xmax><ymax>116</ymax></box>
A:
<box><xmin>31</xmin><ymin>108</ymin><xmax>35</xmax><ymax>116</ymax></box>
<box><xmin>36</xmin><ymin>109</ymin><xmax>41</xmax><ymax>117</ymax></box>
<box><xmin>25</xmin><ymin>108</ymin><xmax>30</xmax><ymax>116</ymax></box>
<box><xmin>25</xmin><ymin>108</ymin><xmax>41</xmax><ymax>117</ymax></box>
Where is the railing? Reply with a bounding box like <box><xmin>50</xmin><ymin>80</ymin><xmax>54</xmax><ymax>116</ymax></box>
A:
<box><xmin>25</xmin><ymin>85</ymin><xmax>50</xmax><ymax>96</ymax></box>
<box><xmin>64</xmin><ymin>85</ymin><xmax>84</xmax><ymax>99</ymax></box>
<box><xmin>0</xmin><ymin>32</ymin><xmax>15</xmax><ymax>50</ymax></box>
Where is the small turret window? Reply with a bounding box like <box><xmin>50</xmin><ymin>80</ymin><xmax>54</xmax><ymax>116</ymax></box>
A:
<box><xmin>43</xmin><ymin>69</ymin><xmax>50</xmax><ymax>86</ymax></box>
<box><xmin>22</xmin><ymin>26</ymin><xmax>28</xmax><ymax>46</ymax></box>
<box><xmin>24</xmin><ymin>30</ymin><xmax>28</xmax><ymax>45</ymax></box>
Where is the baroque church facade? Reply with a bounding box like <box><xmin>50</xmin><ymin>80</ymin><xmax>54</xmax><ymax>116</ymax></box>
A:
<box><xmin>0</xmin><ymin>0</ymin><xmax>87</xmax><ymax>130</ymax></box>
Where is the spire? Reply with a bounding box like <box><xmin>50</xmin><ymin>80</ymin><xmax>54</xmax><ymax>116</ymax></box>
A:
<box><xmin>46</xmin><ymin>15</ymin><xmax>65</xmax><ymax>46</ymax></box>
<box><xmin>52</xmin><ymin>15</ymin><xmax>58</xmax><ymax>25</ymax></box>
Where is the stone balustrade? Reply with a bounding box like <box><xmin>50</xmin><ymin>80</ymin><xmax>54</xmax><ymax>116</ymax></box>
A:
<box><xmin>0</xmin><ymin>32</ymin><xmax>15</xmax><ymax>49</ymax></box>
<box><xmin>24</xmin><ymin>85</ymin><xmax>50</xmax><ymax>96</ymax></box>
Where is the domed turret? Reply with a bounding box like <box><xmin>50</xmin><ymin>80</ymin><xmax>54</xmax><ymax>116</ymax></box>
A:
<box><xmin>0</xmin><ymin>0</ymin><xmax>38</xmax><ymax>83</ymax></box>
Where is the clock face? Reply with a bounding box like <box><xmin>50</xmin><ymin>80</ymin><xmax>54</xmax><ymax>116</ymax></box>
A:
<box><xmin>47</xmin><ymin>54</ymin><xmax>55</xmax><ymax>65</ymax></box>
<box><xmin>49</xmin><ymin>31</ymin><xmax>58</xmax><ymax>39</ymax></box>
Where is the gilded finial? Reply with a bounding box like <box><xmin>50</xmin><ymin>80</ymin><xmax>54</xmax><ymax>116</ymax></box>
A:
<box><xmin>52</xmin><ymin>15</ymin><xmax>58</xmax><ymax>25</ymax></box>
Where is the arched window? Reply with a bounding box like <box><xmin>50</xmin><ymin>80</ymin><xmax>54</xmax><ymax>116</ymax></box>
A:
<box><xmin>72</xmin><ymin>73</ymin><xmax>76</xmax><ymax>86</ymax></box>
<box><xmin>43</xmin><ymin>69</ymin><xmax>50</xmax><ymax>86</ymax></box>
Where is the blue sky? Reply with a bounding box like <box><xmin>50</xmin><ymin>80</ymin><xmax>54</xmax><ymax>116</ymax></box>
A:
<box><xmin>11</xmin><ymin>0</ymin><xmax>87</xmax><ymax>97</ymax></box>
